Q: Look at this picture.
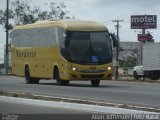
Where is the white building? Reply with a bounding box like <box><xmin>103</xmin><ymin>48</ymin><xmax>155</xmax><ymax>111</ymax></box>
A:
<box><xmin>119</xmin><ymin>42</ymin><xmax>142</xmax><ymax>66</ymax></box>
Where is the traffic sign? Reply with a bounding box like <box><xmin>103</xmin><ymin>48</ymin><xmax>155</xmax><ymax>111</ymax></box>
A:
<box><xmin>138</xmin><ymin>33</ymin><xmax>153</xmax><ymax>41</ymax></box>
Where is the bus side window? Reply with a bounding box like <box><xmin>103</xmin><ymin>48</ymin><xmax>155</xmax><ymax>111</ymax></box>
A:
<box><xmin>58</xmin><ymin>28</ymin><xmax>68</xmax><ymax>59</ymax></box>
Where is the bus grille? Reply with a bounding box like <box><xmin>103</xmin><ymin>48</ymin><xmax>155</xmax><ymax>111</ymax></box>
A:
<box><xmin>78</xmin><ymin>69</ymin><xmax>106</xmax><ymax>73</ymax></box>
<box><xmin>81</xmin><ymin>74</ymin><xmax>104</xmax><ymax>79</ymax></box>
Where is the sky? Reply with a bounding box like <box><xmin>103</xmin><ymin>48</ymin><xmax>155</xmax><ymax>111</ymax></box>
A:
<box><xmin>0</xmin><ymin>0</ymin><xmax>160</xmax><ymax>63</ymax></box>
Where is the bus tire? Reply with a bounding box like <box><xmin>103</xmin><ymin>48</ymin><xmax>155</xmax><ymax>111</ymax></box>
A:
<box><xmin>25</xmin><ymin>66</ymin><xmax>32</xmax><ymax>84</ymax></box>
<box><xmin>55</xmin><ymin>69</ymin><xmax>69</xmax><ymax>86</ymax></box>
<box><xmin>55</xmin><ymin>69</ymin><xmax>62</xmax><ymax>85</ymax></box>
<box><xmin>61</xmin><ymin>80</ymin><xmax>70</xmax><ymax>86</ymax></box>
<box><xmin>91</xmin><ymin>80</ymin><xmax>100</xmax><ymax>87</ymax></box>
<box><xmin>32</xmin><ymin>78</ymin><xmax>40</xmax><ymax>84</ymax></box>
<box><xmin>25</xmin><ymin>66</ymin><xmax>39</xmax><ymax>84</ymax></box>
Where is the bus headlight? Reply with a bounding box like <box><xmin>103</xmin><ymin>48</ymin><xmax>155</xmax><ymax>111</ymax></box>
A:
<box><xmin>72</xmin><ymin>67</ymin><xmax>76</xmax><ymax>71</ymax></box>
<box><xmin>68</xmin><ymin>66</ymin><xmax>77</xmax><ymax>71</ymax></box>
<box><xmin>107</xmin><ymin>67</ymin><xmax>111</xmax><ymax>70</ymax></box>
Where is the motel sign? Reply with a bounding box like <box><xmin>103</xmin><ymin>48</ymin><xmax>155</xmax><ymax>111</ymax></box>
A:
<box><xmin>131</xmin><ymin>15</ymin><xmax>157</xmax><ymax>29</ymax></box>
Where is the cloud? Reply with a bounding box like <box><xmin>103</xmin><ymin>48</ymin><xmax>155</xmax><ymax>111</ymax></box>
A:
<box><xmin>0</xmin><ymin>1</ymin><xmax>6</xmax><ymax>10</ymax></box>
<box><xmin>93</xmin><ymin>0</ymin><xmax>160</xmax><ymax>7</ymax></box>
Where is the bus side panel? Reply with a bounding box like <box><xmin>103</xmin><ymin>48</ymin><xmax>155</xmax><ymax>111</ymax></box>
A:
<box><xmin>12</xmin><ymin>47</ymin><xmax>61</xmax><ymax>79</ymax></box>
<box><xmin>11</xmin><ymin>47</ymin><xmax>25</xmax><ymax>77</ymax></box>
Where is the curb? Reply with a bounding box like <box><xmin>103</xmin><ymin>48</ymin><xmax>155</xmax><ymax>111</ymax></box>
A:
<box><xmin>0</xmin><ymin>90</ymin><xmax>160</xmax><ymax>113</ymax></box>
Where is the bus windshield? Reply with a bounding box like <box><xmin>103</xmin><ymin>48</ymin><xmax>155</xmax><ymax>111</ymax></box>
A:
<box><xmin>65</xmin><ymin>31</ymin><xmax>112</xmax><ymax>65</ymax></box>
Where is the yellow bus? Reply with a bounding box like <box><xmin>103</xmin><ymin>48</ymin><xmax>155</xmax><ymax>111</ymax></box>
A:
<box><xmin>11</xmin><ymin>20</ymin><xmax>117</xmax><ymax>86</ymax></box>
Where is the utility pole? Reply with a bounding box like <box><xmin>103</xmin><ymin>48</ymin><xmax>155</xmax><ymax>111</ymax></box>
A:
<box><xmin>140</xmin><ymin>28</ymin><xmax>146</xmax><ymax>65</ymax></box>
<box><xmin>5</xmin><ymin>0</ymin><xmax>9</xmax><ymax>75</ymax></box>
<box><xmin>112</xmin><ymin>19</ymin><xmax>124</xmax><ymax>80</ymax></box>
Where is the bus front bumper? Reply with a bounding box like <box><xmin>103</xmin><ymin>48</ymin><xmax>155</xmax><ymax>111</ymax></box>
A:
<box><xmin>67</xmin><ymin>69</ymin><xmax>112</xmax><ymax>80</ymax></box>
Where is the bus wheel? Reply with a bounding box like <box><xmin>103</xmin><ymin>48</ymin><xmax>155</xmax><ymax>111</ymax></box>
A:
<box><xmin>25</xmin><ymin>67</ymin><xmax>32</xmax><ymax>84</ymax></box>
<box><xmin>61</xmin><ymin>80</ymin><xmax>70</xmax><ymax>86</ymax></box>
<box><xmin>32</xmin><ymin>78</ymin><xmax>39</xmax><ymax>84</ymax></box>
<box><xmin>55</xmin><ymin>70</ymin><xmax>69</xmax><ymax>86</ymax></box>
<box><xmin>55</xmin><ymin>70</ymin><xmax>62</xmax><ymax>85</ymax></box>
<box><xmin>91</xmin><ymin>80</ymin><xmax>100</xmax><ymax>87</ymax></box>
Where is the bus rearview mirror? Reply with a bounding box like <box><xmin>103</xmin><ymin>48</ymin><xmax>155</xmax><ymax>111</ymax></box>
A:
<box><xmin>110</xmin><ymin>33</ymin><xmax>117</xmax><ymax>48</ymax></box>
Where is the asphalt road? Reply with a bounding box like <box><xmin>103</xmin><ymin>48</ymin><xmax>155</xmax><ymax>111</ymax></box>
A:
<box><xmin>0</xmin><ymin>76</ymin><xmax>160</xmax><ymax>108</ymax></box>
<box><xmin>0</xmin><ymin>100</ymin><xmax>86</xmax><ymax>114</ymax></box>
<box><xmin>0</xmin><ymin>99</ymin><xmax>92</xmax><ymax>120</ymax></box>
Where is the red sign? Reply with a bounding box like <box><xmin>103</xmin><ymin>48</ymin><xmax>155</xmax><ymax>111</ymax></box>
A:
<box><xmin>138</xmin><ymin>33</ymin><xmax>153</xmax><ymax>41</ymax></box>
<box><xmin>131</xmin><ymin>15</ymin><xmax>157</xmax><ymax>29</ymax></box>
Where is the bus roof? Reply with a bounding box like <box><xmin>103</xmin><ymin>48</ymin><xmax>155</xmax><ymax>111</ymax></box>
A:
<box><xmin>14</xmin><ymin>20</ymin><xmax>108</xmax><ymax>31</ymax></box>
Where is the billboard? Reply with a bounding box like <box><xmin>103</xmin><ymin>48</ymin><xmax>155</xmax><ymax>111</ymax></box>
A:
<box><xmin>131</xmin><ymin>15</ymin><xmax>157</xmax><ymax>29</ymax></box>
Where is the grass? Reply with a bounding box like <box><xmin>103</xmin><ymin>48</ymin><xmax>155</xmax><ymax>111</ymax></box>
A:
<box><xmin>0</xmin><ymin>91</ymin><xmax>4</xmax><ymax>95</ymax></box>
<box><xmin>12</xmin><ymin>93</ymin><xmax>19</xmax><ymax>97</ymax></box>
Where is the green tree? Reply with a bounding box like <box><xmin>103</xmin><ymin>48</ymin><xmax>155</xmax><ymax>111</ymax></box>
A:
<box><xmin>0</xmin><ymin>0</ymin><xmax>69</xmax><ymax>29</ymax></box>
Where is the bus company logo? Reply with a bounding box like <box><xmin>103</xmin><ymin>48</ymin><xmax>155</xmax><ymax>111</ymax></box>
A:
<box><xmin>16</xmin><ymin>50</ymin><xmax>37</xmax><ymax>58</ymax></box>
